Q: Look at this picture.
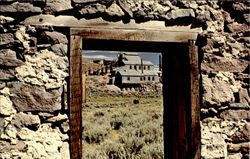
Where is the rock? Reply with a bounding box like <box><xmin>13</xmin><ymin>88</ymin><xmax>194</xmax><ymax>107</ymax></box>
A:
<box><xmin>38</xmin><ymin>112</ymin><xmax>54</xmax><ymax>120</ymax></box>
<box><xmin>73</xmin><ymin>0</ymin><xmax>101</xmax><ymax>5</ymax></box>
<box><xmin>0</xmin><ymin>69</ymin><xmax>15</xmax><ymax>80</ymax></box>
<box><xmin>231</xmin><ymin>123</ymin><xmax>250</xmax><ymax>142</ymax></box>
<box><xmin>105</xmin><ymin>2</ymin><xmax>125</xmax><ymax>18</ymax></box>
<box><xmin>0</xmin><ymin>33</ymin><xmax>15</xmax><ymax>46</ymax></box>
<box><xmin>12</xmin><ymin>112</ymin><xmax>40</xmax><ymax>129</ymax></box>
<box><xmin>40</xmin><ymin>31</ymin><xmax>68</xmax><ymax>45</ymax></box>
<box><xmin>9</xmin><ymin>82</ymin><xmax>62</xmax><ymax>113</ymax></box>
<box><xmin>79</xmin><ymin>3</ymin><xmax>106</xmax><ymax>17</ymax></box>
<box><xmin>238</xmin><ymin>37</ymin><xmax>250</xmax><ymax>43</ymax></box>
<box><xmin>243</xmin><ymin>14</ymin><xmax>250</xmax><ymax>23</ymax></box>
<box><xmin>239</xmin><ymin>88</ymin><xmax>250</xmax><ymax>104</ymax></box>
<box><xmin>117</xmin><ymin>0</ymin><xmax>133</xmax><ymax>18</ymax></box>
<box><xmin>220</xmin><ymin>110</ymin><xmax>250</xmax><ymax>121</ymax></box>
<box><xmin>228</xmin><ymin>142</ymin><xmax>249</xmax><ymax>154</ymax></box>
<box><xmin>0</xmin><ymin>16</ymin><xmax>14</xmax><ymax>24</ymax></box>
<box><xmin>49</xmin><ymin>43</ymin><xmax>68</xmax><ymax>57</ymax></box>
<box><xmin>46</xmin><ymin>113</ymin><xmax>68</xmax><ymax>123</ymax></box>
<box><xmin>44</xmin><ymin>0</ymin><xmax>73</xmax><ymax>14</ymax></box>
<box><xmin>228</xmin><ymin>153</ymin><xmax>242</xmax><ymax>159</ymax></box>
<box><xmin>229</xmin><ymin>103</ymin><xmax>250</xmax><ymax>109</ymax></box>
<box><xmin>0</xmin><ymin>82</ymin><xmax>6</xmax><ymax>90</ymax></box>
<box><xmin>196</xmin><ymin>11</ymin><xmax>211</xmax><ymax>23</ymax></box>
<box><xmin>0</xmin><ymin>141</ymin><xmax>11</xmax><ymax>153</ymax></box>
<box><xmin>60</xmin><ymin>142</ymin><xmax>70</xmax><ymax>159</ymax></box>
<box><xmin>0</xmin><ymin>118</ymin><xmax>4</xmax><ymax>135</ymax></box>
<box><xmin>0</xmin><ymin>49</ymin><xmax>23</xmax><ymax>67</ymax></box>
<box><xmin>226</xmin><ymin>22</ymin><xmax>248</xmax><ymax>34</ymax></box>
<box><xmin>165</xmin><ymin>9</ymin><xmax>195</xmax><ymax>20</ymax></box>
<box><xmin>202</xmin><ymin>72</ymin><xmax>241</xmax><ymax>107</ymax></box>
<box><xmin>60</xmin><ymin>121</ymin><xmax>69</xmax><ymax>133</ymax></box>
<box><xmin>0</xmin><ymin>95</ymin><xmax>16</xmax><ymax>116</ymax></box>
<box><xmin>201</xmin><ymin>54</ymin><xmax>249</xmax><ymax>73</ymax></box>
<box><xmin>232</xmin><ymin>2</ymin><xmax>247</xmax><ymax>12</ymax></box>
<box><xmin>0</xmin><ymin>2</ymin><xmax>41</xmax><ymax>13</ymax></box>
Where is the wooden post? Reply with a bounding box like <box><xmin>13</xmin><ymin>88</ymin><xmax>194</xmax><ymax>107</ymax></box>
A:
<box><xmin>163</xmin><ymin>42</ymin><xmax>200</xmax><ymax>159</ymax></box>
<box><xmin>189</xmin><ymin>40</ymin><xmax>200</xmax><ymax>159</ymax></box>
<box><xmin>69</xmin><ymin>33</ymin><xmax>82</xmax><ymax>159</ymax></box>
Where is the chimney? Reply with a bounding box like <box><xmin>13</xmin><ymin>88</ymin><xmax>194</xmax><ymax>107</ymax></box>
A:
<box><xmin>159</xmin><ymin>55</ymin><xmax>162</xmax><ymax>71</ymax></box>
<box><xmin>141</xmin><ymin>58</ymin><xmax>143</xmax><ymax>74</ymax></box>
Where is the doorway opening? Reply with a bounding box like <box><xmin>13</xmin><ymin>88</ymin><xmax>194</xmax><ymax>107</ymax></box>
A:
<box><xmin>69</xmin><ymin>26</ymin><xmax>200</xmax><ymax>159</ymax></box>
<box><xmin>82</xmin><ymin>50</ymin><xmax>164</xmax><ymax>158</ymax></box>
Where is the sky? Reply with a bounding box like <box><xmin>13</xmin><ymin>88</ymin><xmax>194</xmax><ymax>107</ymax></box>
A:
<box><xmin>82</xmin><ymin>50</ymin><xmax>161</xmax><ymax>66</ymax></box>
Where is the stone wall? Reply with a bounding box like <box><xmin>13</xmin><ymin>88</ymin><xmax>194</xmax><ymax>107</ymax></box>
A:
<box><xmin>0</xmin><ymin>0</ymin><xmax>249</xmax><ymax>158</ymax></box>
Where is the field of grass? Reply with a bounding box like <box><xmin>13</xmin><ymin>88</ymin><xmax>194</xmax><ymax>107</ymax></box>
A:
<box><xmin>82</xmin><ymin>96</ymin><xmax>164</xmax><ymax>159</ymax></box>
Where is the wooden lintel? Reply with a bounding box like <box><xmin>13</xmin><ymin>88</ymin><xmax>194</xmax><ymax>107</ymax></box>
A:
<box><xmin>71</xmin><ymin>28</ymin><xmax>198</xmax><ymax>43</ymax></box>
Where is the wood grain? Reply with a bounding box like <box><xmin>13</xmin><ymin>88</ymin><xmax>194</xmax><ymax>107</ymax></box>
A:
<box><xmin>69</xmin><ymin>33</ymin><xmax>82</xmax><ymax>159</ymax></box>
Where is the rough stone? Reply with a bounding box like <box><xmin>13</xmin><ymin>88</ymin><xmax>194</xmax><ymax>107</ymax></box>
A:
<box><xmin>0</xmin><ymin>69</ymin><xmax>15</xmax><ymax>80</ymax></box>
<box><xmin>0</xmin><ymin>2</ymin><xmax>42</xmax><ymax>13</ymax></box>
<box><xmin>61</xmin><ymin>142</ymin><xmax>70</xmax><ymax>159</ymax></box>
<box><xmin>60</xmin><ymin>121</ymin><xmax>69</xmax><ymax>133</ymax></box>
<box><xmin>0</xmin><ymin>118</ymin><xmax>4</xmax><ymax>135</ymax></box>
<box><xmin>0</xmin><ymin>49</ymin><xmax>23</xmax><ymax>67</ymax></box>
<box><xmin>44</xmin><ymin>0</ymin><xmax>73</xmax><ymax>13</ymax></box>
<box><xmin>12</xmin><ymin>112</ymin><xmax>40</xmax><ymax>129</ymax></box>
<box><xmin>231</xmin><ymin>122</ymin><xmax>250</xmax><ymax>142</ymax></box>
<box><xmin>228</xmin><ymin>153</ymin><xmax>242</xmax><ymax>159</ymax></box>
<box><xmin>165</xmin><ymin>9</ymin><xmax>195</xmax><ymax>20</ymax></box>
<box><xmin>229</xmin><ymin>103</ymin><xmax>250</xmax><ymax>109</ymax></box>
<box><xmin>0</xmin><ymin>33</ymin><xmax>15</xmax><ymax>46</ymax></box>
<box><xmin>15</xmin><ymin>49</ymin><xmax>68</xmax><ymax>89</ymax></box>
<box><xmin>220</xmin><ymin>110</ymin><xmax>250</xmax><ymax>121</ymax></box>
<box><xmin>9</xmin><ymin>82</ymin><xmax>62</xmax><ymax>113</ymax></box>
<box><xmin>228</xmin><ymin>142</ymin><xmax>249</xmax><ymax>154</ymax></box>
<box><xmin>73</xmin><ymin>0</ymin><xmax>101</xmax><ymax>5</ymax></box>
<box><xmin>196</xmin><ymin>11</ymin><xmax>211</xmax><ymax>23</ymax></box>
<box><xmin>105</xmin><ymin>3</ymin><xmax>125</xmax><ymax>18</ymax></box>
<box><xmin>40</xmin><ymin>31</ymin><xmax>68</xmax><ymax>45</ymax></box>
<box><xmin>226</xmin><ymin>22</ymin><xmax>249</xmax><ymax>34</ymax></box>
<box><xmin>243</xmin><ymin>14</ymin><xmax>250</xmax><ymax>23</ymax></box>
<box><xmin>46</xmin><ymin>113</ymin><xmax>68</xmax><ymax>123</ymax></box>
<box><xmin>201</xmin><ymin>53</ymin><xmax>249</xmax><ymax>73</ymax></box>
<box><xmin>0</xmin><ymin>95</ymin><xmax>16</xmax><ymax>116</ymax></box>
<box><xmin>239</xmin><ymin>88</ymin><xmax>250</xmax><ymax>104</ymax></box>
<box><xmin>117</xmin><ymin>0</ymin><xmax>133</xmax><ymax>17</ymax></box>
<box><xmin>49</xmin><ymin>43</ymin><xmax>68</xmax><ymax>57</ymax></box>
<box><xmin>0</xmin><ymin>16</ymin><xmax>14</xmax><ymax>24</ymax></box>
<box><xmin>202</xmin><ymin>72</ymin><xmax>241</xmax><ymax>107</ymax></box>
<box><xmin>38</xmin><ymin>112</ymin><xmax>54</xmax><ymax>120</ymax></box>
<box><xmin>79</xmin><ymin>3</ymin><xmax>106</xmax><ymax>17</ymax></box>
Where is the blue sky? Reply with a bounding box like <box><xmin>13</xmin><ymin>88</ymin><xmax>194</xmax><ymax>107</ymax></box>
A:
<box><xmin>82</xmin><ymin>50</ymin><xmax>161</xmax><ymax>66</ymax></box>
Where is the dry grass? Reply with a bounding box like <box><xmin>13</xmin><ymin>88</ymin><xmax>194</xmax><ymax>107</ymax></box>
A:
<box><xmin>82</xmin><ymin>96</ymin><xmax>164</xmax><ymax>159</ymax></box>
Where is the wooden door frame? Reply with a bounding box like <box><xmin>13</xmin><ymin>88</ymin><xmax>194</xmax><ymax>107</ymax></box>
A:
<box><xmin>69</xmin><ymin>26</ymin><xmax>200</xmax><ymax>159</ymax></box>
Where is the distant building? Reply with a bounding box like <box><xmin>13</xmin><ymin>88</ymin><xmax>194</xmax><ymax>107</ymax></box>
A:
<box><xmin>110</xmin><ymin>53</ymin><xmax>160</xmax><ymax>87</ymax></box>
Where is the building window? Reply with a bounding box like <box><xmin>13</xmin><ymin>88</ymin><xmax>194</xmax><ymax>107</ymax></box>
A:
<box><xmin>139</xmin><ymin>66</ymin><xmax>141</xmax><ymax>70</ymax></box>
<box><xmin>148</xmin><ymin>66</ymin><xmax>150</xmax><ymax>70</ymax></box>
<box><xmin>144</xmin><ymin>66</ymin><xmax>146</xmax><ymax>70</ymax></box>
<box><xmin>127</xmin><ymin>77</ymin><xmax>130</xmax><ymax>81</ymax></box>
<box><xmin>144</xmin><ymin>77</ymin><xmax>146</xmax><ymax>81</ymax></box>
<box><xmin>134</xmin><ymin>65</ymin><xmax>137</xmax><ymax>70</ymax></box>
<box><xmin>148</xmin><ymin>76</ymin><xmax>150</xmax><ymax>81</ymax></box>
<box><xmin>140</xmin><ymin>77</ymin><xmax>143</xmax><ymax>81</ymax></box>
<box><xmin>152</xmin><ymin>76</ymin><xmax>155</xmax><ymax>81</ymax></box>
<box><xmin>130</xmin><ymin>65</ymin><xmax>132</xmax><ymax>69</ymax></box>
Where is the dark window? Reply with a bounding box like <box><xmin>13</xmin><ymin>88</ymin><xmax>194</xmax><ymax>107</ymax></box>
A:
<box><xmin>140</xmin><ymin>77</ymin><xmax>143</xmax><ymax>81</ymax></box>
<box><xmin>134</xmin><ymin>65</ymin><xmax>137</xmax><ymax>70</ymax></box>
<box><xmin>148</xmin><ymin>77</ymin><xmax>150</xmax><ymax>81</ymax></box>
<box><xmin>148</xmin><ymin>66</ymin><xmax>150</xmax><ymax>70</ymax></box>
<box><xmin>144</xmin><ymin>66</ymin><xmax>146</xmax><ymax>70</ymax></box>
<box><xmin>152</xmin><ymin>77</ymin><xmax>155</xmax><ymax>81</ymax></box>
<box><xmin>144</xmin><ymin>77</ymin><xmax>146</xmax><ymax>81</ymax></box>
<box><xmin>139</xmin><ymin>66</ymin><xmax>141</xmax><ymax>70</ymax></box>
<box><xmin>127</xmin><ymin>77</ymin><xmax>130</xmax><ymax>81</ymax></box>
<box><xmin>130</xmin><ymin>65</ymin><xmax>132</xmax><ymax>69</ymax></box>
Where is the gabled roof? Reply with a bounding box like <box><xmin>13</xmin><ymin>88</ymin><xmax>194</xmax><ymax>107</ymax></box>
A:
<box><xmin>120</xmin><ymin>53</ymin><xmax>153</xmax><ymax>65</ymax></box>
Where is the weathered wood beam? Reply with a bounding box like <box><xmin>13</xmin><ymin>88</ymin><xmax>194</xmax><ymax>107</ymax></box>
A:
<box><xmin>69</xmin><ymin>33</ymin><xmax>82</xmax><ymax>159</ymax></box>
<box><xmin>189</xmin><ymin>40</ymin><xmax>200</xmax><ymax>159</ymax></box>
